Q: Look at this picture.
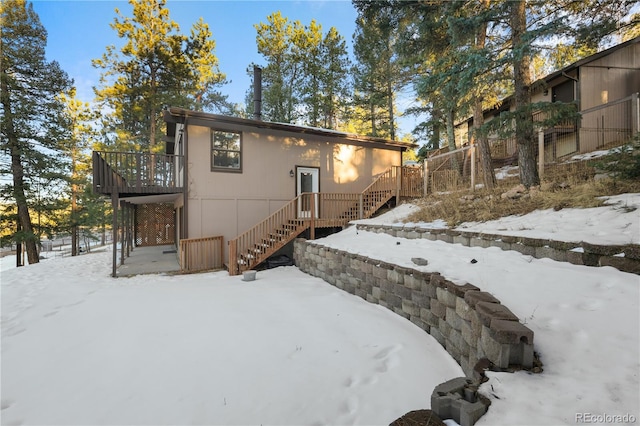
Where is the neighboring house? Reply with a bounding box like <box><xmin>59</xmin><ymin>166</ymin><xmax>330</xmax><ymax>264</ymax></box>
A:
<box><xmin>456</xmin><ymin>36</ymin><xmax>640</xmax><ymax>164</ymax></box>
<box><xmin>93</xmin><ymin>108</ymin><xmax>419</xmax><ymax>276</ymax></box>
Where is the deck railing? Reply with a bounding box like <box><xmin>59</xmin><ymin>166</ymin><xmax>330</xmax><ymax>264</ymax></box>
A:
<box><xmin>228</xmin><ymin>166</ymin><xmax>415</xmax><ymax>275</ymax></box>
<box><xmin>93</xmin><ymin>151</ymin><xmax>183</xmax><ymax>194</ymax></box>
<box><xmin>228</xmin><ymin>196</ymin><xmax>305</xmax><ymax>276</ymax></box>
<box><xmin>180</xmin><ymin>235</ymin><xmax>224</xmax><ymax>273</ymax></box>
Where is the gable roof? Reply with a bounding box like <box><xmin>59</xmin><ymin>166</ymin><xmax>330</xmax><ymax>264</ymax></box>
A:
<box><xmin>163</xmin><ymin>107</ymin><xmax>417</xmax><ymax>155</ymax></box>
<box><xmin>458</xmin><ymin>35</ymin><xmax>640</xmax><ymax>125</ymax></box>
<box><xmin>537</xmin><ymin>35</ymin><xmax>639</xmax><ymax>87</ymax></box>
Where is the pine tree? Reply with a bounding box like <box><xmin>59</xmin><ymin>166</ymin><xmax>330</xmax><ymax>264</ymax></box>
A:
<box><xmin>0</xmin><ymin>0</ymin><xmax>72</xmax><ymax>265</ymax></box>
<box><xmin>352</xmin><ymin>4</ymin><xmax>404</xmax><ymax>140</ymax></box>
<box><xmin>59</xmin><ymin>88</ymin><xmax>99</xmax><ymax>256</ymax></box>
<box><xmin>93</xmin><ymin>0</ymin><xmax>227</xmax><ymax>152</ymax></box>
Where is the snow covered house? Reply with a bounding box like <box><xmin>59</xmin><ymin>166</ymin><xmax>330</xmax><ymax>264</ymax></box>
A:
<box><xmin>93</xmin><ymin>108</ymin><xmax>420</xmax><ymax>277</ymax></box>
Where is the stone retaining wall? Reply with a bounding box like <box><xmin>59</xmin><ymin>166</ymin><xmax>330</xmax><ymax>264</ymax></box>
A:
<box><xmin>356</xmin><ymin>224</ymin><xmax>640</xmax><ymax>275</ymax></box>
<box><xmin>293</xmin><ymin>239</ymin><xmax>536</xmax><ymax>378</ymax></box>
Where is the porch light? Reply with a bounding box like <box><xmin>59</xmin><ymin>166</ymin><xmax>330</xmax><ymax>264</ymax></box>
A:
<box><xmin>289</xmin><ymin>169</ymin><xmax>294</xmax><ymax>177</ymax></box>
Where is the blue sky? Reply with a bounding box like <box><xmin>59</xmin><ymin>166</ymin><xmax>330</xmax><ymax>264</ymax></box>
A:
<box><xmin>32</xmin><ymin>1</ymin><xmax>360</xmax><ymax>115</ymax></box>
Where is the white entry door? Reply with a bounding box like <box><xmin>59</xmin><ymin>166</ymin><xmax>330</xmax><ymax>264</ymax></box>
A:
<box><xmin>297</xmin><ymin>167</ymin><xmax>319</xmax><ymax>218</ymax></box>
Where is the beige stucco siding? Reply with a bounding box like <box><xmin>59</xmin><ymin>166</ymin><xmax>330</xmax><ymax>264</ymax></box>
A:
<box><xmin>184</xmin><ymin>122</ymin><xmax>401</xmax><ymax>252</ymax></box>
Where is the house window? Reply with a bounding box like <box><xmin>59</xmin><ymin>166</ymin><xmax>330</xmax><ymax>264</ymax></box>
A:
<box><xmin>211</xmin><ymin>130</ymin><xmax>242</xmax><ymax>172</ymax></box>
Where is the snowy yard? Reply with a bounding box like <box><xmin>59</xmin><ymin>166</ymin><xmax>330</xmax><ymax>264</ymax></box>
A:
<box><xmin>1</xmin><ymin>194</ymin><xmax>639</xmax><ymax>425</ymax></box>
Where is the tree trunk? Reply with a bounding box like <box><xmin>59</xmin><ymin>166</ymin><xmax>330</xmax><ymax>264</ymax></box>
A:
<box><xmin>511</xmin><ymin>0</ymin><xmax>539</xmax><ymax>188</ymax></box>
<box><xmin>1</xmin><ymin>72</ymin><xmax>39</xmax><ymax>265</ymax></box>
<box><xmin>474</xmin><ymin>0</ymin><xmax>496</xmax><ymax>189</ymax></box>
<box><xmin>446</xmin><ymin>108</ymin><xmax>459</xmax><ymax>173</ymax></box>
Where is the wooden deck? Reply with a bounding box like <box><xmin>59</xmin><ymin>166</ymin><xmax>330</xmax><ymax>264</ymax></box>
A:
<box><xmin>93</xmin><ymin>151</ymin><xmax>183</xmax><ymax>196</ymax></box>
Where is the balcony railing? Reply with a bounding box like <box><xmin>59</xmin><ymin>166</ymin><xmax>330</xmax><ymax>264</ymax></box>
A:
<box><xmin>93</xmin><ymin>151</ymin><xmax>183</xmax><ymax>195</ymax></box>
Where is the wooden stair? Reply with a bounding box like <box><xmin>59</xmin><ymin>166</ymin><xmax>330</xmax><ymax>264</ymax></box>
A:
<box><xmin>228</xmin><ymin>167</ymin><xmax>404</xmax><ymax>275</ymax></box>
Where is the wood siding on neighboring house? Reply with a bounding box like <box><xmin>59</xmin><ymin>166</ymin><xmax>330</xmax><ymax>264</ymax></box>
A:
<box><xmin>454</xmin><ymin>37</ymin><xmax>639</xmax><ymax>164</ymax></box>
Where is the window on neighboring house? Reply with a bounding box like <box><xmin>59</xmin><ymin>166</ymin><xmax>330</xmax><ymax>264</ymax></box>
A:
<box><xmin>211</xmin><ymin>129</ymin><xmax>242</xmax><ymax>172</ymax></box>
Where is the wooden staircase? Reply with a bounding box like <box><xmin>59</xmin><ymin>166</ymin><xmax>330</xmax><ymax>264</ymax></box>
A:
<box><xmin>228</xmin><ymin>167</ymin><xmax>403</xmax><ymax>275</ymax></box>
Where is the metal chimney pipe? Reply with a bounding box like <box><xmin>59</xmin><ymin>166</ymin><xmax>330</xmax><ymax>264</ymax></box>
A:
<box><xmin>253</xmin><ymin>66</ymin><xmax>262</xmax><ymax>121</ymax></box>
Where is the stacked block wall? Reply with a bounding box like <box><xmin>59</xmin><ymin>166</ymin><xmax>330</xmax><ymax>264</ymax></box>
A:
<box><xmin>293</xmin><ymin>239</ymin><xmax>535</xmax><ymax>377</ymax></box>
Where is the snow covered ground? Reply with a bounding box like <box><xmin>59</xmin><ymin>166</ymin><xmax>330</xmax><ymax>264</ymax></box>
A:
<box><xmin>1</xmin><ymin>194</ymin><xmax>639</xmax><ymax>425</ymax></box>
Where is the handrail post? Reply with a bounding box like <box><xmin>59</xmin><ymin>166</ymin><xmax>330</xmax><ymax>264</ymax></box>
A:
<box><xmin>136</xmin><ymin>153</ymin><xmax>141</xmax><ymax>190</ymax></box>
<box><xmin>310</xmin><ymin>193</ymin><xmax>316</xmax><ymax>240</ymax></box>
<box><xmin>229</xmin><ymin>239</ymin><xmax>237</xmax><ymax>275</ymax></box>
<box><xmin>358</xmin><ymin>193</ymin><xmax>364</xmax><ymax>220</ymax></box>
<box><xmin>395</xmin><ymin>166</ymin><xmax>402</xmax><ymax>205</ymax></box>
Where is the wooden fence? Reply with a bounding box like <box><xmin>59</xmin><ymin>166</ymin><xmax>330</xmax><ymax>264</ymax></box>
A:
<box><xmin>180</xmin><ymin>235</ymin><xmax>224</xmax><ymax>273</ymax></box>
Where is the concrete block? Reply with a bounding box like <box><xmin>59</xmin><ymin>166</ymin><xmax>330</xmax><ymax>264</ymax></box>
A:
<box><xmin>402</xmin><ymin>300</ymin><xmax>420</xmax><ymax>316</ymax></box>
<box><xmin>489</xmin><ymin>319</ymin><xmax>534</xmax><ymax>345</ymax></box>
<box><xmin>464</xmin><ymin>291</ymin><xmax>500</xmax><ymax>308</ymax></box>
<box><xmin>430</xmin><ymin>326</ymin><xmax>447</xmax><ymax>347</ymax></box>
<box><xmin>387</xmin><ymin>268</ymin><xmax>404</xmax><ymax>285</ymax></box>
<box><xmin>475</xmin><ymin>302</ymin><xmax>519</xmax><ymax>327</ymax></box>
<box><xmin>410</xmin><ymin>315</ymin><xmax>429</xmax><ymax>332</ymax></box>
<box><xmin>566</xmin><ymin>250</ymin><xmax>584</xmax><ymax>265</ymax></box>
<box><xmin>422</xmin><ymin>308</ymin><xmax>439</xmax><ymax>328</ymax></box>
<box><xmin>445</xmin><ymin>339</ymin><xmax>462</xmax><ymax>362</ymax></box>
<box><xmin>404</xmin><ymin>273</ymin><xmax>423</xmax><ymax>290</ymax></box>
<box><xmin>438</xmin><ymin>318</ymin><xmax>452</xmax><ymax>338</ymax></box>
<box><xmin>456</xmin><ymin>297</ymin><xmax>473</xmax><ymax>321</ymax></box>
<box><xmin>582</xmin><ymin>241</ymin><xmax>621</xmax><ymax>256</ymax></box>
<box><xmin>449</xmin><ymin>329</ymin><xmax>470</xmax><ymax>357</ymax></box>
<box><xmin>492</xmin><ymin>240</ymin><xmax>511</xmax><ymax>251</ymax></box>
<box><xmin>387</xmin><ymin>293</ymin><xmax>402</xmax><ymax>309</ymax></box>
<box><xmin>371</xmin><ymin>287</ymin><xmax>381</xmax><ymax>299</ymax></box>
<box><xmin>623</xmin><ymin>244</ymin><xmax>640</xmax><ymax>260</ymax></box>
<box><xmin>534</xmin><ymin>245</ymin><xmax>557</xmax><ymax>260</ymax></box>
<box><xmin>372</xmin><ymin>265</ymin><xmax>387</xmax><ymax>279</ymax></box>
<box><xmin>437</xmin><ymin>287</ymin><xmax>457</xmax><ymax>308</ymax></box>
<box><xmin>406</xmin><ymin>230</ymin><xmax>420</xmax><ymax>240</ymax></box>
<box><xmin>445</xmin><ymin>281</ymin><xmax>480</xmax><ymax>298</ymax></box>
<box><xmin>394</xmin><ymin>283</ymin><xmax>412</xmax><ymax>300</ymax></box>
<box><xmin>411</xmin><ymin>291</ymin><xmax>430</xmax><ymax>308</ymax></box>
<box><xmin>430</xmin><ymin>273</ymin><xmax>447</xmax><ymax>289</ymax></box>
<box><xmin>453</xmin><ymin>235</ymin><xmax>471</xmax><ymax>246</ymax></box>
<box><xmin>470</xmin><ymin>238</ymin><xmax>491</xmax><ymax>248</ymax></box>
<box><xmin>480</xmin><ymin>326</ymin><xmax>509</xmax><ymax>368</ymax></box>
<box><xmin>431</xmin><ymin>298</ymin><xmax>447</xmax><ymax>319</ymax></box>
<box><xmin>480</xmin><ymin>325</ymin><xmax>534</xmax><ymax>368</ymax></box>
<box><xmin>422</xmin><ymin>281</ymin><xmax>438</xmax><ymax>298</ymax></box>
<box><xmin>511</xmin><ymin>242</ymin><xmax>536</xmax><ymax>256</ymax></box>
<box><xmin>437</xmin><ymin>233</ymin><xmax>453</xmax><ymax>243</ymax></box>
<box><xmin>423</xmin><ymin>232</ymin><xmax>438</xmax><ymax>241</ymax></box>
<box><xmin>431</xmin><ymin>377</ymin><xmax>490</xmax><ymax>426</ymax></box>
<box><xmin>445</xmin><ymin>307</ymin><xmax>462</xmax><ymax>331</ymax></box>
<box><xmin>460</xmin><ymin>319</ymin><xmax>475</xmax><ymax>347</ymax></box>
<box><xmin>599</xmin><ymin>256</ymin><xmax>640</xmax><ymax>274</ymax></box>
<box><xmin>393</xmin><ymin>307</ymin><xmax>410</xmax><ymax>319</ymax></box>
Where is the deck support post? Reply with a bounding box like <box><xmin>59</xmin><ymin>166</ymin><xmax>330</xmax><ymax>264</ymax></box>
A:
<box><xmin>538</xmin><ymin>129</ymin><xmax>545</xmax><ymax>179</ymax></box>
<box><xmin>120</xmin><ymin>200</ymin><xmax>125</xmax><ymax>267</ymax></box>
<box><xmin>470</xmin><ymin>146</ymin><xmax>476</xmax><ymax>191</ymax></box>
<box><xmin>111</xmin><ymin>192</ymin><xmax>118</xmax><ymax>278</ymax></box>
